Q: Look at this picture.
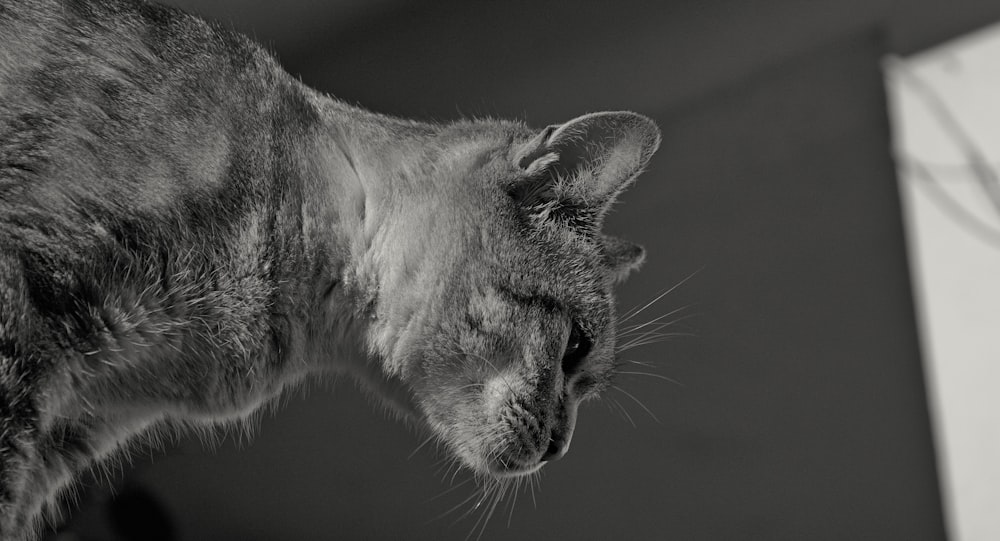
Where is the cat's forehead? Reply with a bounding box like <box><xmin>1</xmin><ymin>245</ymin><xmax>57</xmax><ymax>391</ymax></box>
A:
<box><xmin>476</xmin><ymin>208</ymin><xmax>611</xmax><ymax>317</ymax></box>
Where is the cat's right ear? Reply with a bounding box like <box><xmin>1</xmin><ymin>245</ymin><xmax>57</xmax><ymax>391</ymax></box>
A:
<box><xmin>512</xmin><ymin>111</ymin><xmax>661</xmax><ymax>222</ymax></box>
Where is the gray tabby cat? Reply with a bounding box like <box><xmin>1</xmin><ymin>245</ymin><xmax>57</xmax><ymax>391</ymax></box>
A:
<box><xmin>0</xmin><ymin>0</ymin><xmax>661</xmax><ymax>537</ymax></box>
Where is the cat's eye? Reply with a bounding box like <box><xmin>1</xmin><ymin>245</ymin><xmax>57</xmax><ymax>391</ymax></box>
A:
<box><xmin>561</xmin><ymin>323</ymin><xmax>592</xmax><ymax>376</ymax></box>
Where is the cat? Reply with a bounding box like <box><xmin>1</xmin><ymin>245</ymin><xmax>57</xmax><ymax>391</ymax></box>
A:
<box><xmin>0</xmin><ymin>0</ymin><xmax>661</xmax><ymax>538</ymax></box>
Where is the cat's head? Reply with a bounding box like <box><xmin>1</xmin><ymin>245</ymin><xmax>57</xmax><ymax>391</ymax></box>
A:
<box><xmin>356</xmin><ymin>111</ymin><xmax>660</xmax><ymax>477</ymax></box>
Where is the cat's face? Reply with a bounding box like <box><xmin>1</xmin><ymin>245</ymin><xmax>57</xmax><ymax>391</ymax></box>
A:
<box><xmin>363</xmin><ymin>112</ymin><xmax>660</xmax><ymax>477</ymax></box>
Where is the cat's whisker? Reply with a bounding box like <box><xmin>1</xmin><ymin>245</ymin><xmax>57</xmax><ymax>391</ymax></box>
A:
<box><xmin>616</xmin><ymin>312</ymin><xmax>696</xmax><ymax>354</ymax></box>
<box><xmin>529</xmin><ymin>471</ymin><xmax>540</xmax><ymax>509</ymax></box>
<box><xmin>616</xmin><ymin>339</ymin><xmax>684</xmax><ymax>355</ymax></box>
<box><xmin>617</xmin><ymin>269</ymin><xmax>700</xmax><ymax>324</ymax></box>
<box><xmin>466</xmin><ymin>493</ymin><xmax>492</xmax><ymax>541</ymax></box>
<box><xmin>460</xmin><ymin>479</ymin><xmax>496</xmax><ymax>525</ymax></box>
<box><xmin>622</xmin><ymin>358</ymin><xmax>657</xmax><ymax>368</ymax></box>
<box><xmin>621</xmin><ymin>328</ymin><xmax>694</xmax><ymax>342</ymax></box>
<box><xmin>408</xmin><ymin>432</ymin><xmax>438</xmax><ymax>461</ymax></box>
<box><xmin>505</xmin><ymin>476</ymin><xmax>523</xmax><ymax>527</ymax></box>
<box><xmin>467</xmin><ymin>478</ymin><xmax>507</xmax><ymax>541</ymax></box>
<box><xmin>615</xmin><ymin>313</ymin><xmax>690</xmax><ymax>340</ymax></box>
<box><xmin>617</xmin><ymin>306</ymin><xmax>690</xmax><ymax>334</ymax></box>
<box><xmin>615</xmin><ymin>370</ymin><xmax>683</xmax><ymax>386</ymax></box>
<box><xmin>433</xmin><ymin>483</ymin><xmax>484</xmax><ymax>525</ymax></box>
<box><xmin>612</xmin><ymin>385</ymin><xmax>660</xmax><ymax>424</ymax></box>
<box><xmin>448</xmin><ymin>461</ymin><xmax>467</xmax><ymax>486</ymax></box>
<box><xmin>616</xmin><ymin>327</ymin><xmax>678</xmax><ymax>342</ymax></box>
<box><xmin>617</xmin><ymin>308</ymin><xmax>693</xmax><ymax>338</ymax></box>
<box><xmin>427</xmin><ymin>476</ymin><xmax>474</xmax><ymax>503</ymax></box>
<box><xmin>608</xmin><ymin>396</ymin><xmax>637</xmax><ymax>427</ymax></box>
<box><xmin>617</xmin><ymin>325</ymin><xmax>685</xmax><ymax>347</ymax></box>
<box><xmin>616</xmin><ymin>331</ymin><xmax>692</xmax><ymax>353</ymax></box>
<box><xmin>449</xmin><ymin>474</ymin><xmax>496</xmax><ymax>524</ymax></box>
<box><xmin>617</xmin><ymin>337</ymin><xmax>669</xmax><ymax>355</ymax></box>
<box><xmin>430</xmin><ymin>455</ymin><xmax>464</xmax><ymax>492</ymax></box>
<box><xmin>617</xmin><ymin>287</ymin><xmax>675</xmax><ymax>324</ymax></box>
<box><xmin>489</xmin><ymin>480</ymin><xmax>511</xmax><ymax>536</ymax></box>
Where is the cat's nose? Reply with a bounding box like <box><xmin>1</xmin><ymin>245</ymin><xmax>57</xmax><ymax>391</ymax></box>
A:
<box><xmin>540</xmin><ymin>399</ymin><xmax>579</xmax><ymax>462</ymax></box>
<box><xmin>540</xmin><ymin>416</ymin><xmax>576</xmax><ymax>462</ymax></box>
<box><xmin>541</xmin><ymin>435</ymin><xmax>570</xmax><ymax>462</ymax></box>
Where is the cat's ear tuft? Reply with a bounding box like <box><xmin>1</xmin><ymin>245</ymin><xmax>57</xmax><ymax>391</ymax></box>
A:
<box><xmin>513</xmin><ymin>111</ymin><xmax>661</xmax><ymax>218</ymax></box>
<box><xmin>602</xmin><ymin>234</ymin><xmax>645</xmax><ymax>283</ymax></box>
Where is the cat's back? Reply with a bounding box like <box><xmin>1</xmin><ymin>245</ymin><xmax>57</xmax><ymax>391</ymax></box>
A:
<box><xmin>0</xmin><ymin>0</ymin><xmax>306</xmax><ymax>231</ymax></box>
<box><xmin>0</xmin><ymin>0</ymin><xmax>316</xmax><ymax>376</ymax></box>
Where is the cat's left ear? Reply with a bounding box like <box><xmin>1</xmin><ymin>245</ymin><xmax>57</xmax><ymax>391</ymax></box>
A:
<box><xmin>602</xmin><ymin>234</ymin><xmax>646</xmax><ymax>283</ymax></box>
<box><xmin>513</xmin><ymin>111</ymin><xmax>661</xmax><ymax>222</ymax></box>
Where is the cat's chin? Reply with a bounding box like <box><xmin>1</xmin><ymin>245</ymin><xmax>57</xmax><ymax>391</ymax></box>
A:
<box><xmin>446</xmin><ymin>437</ymin><xmax>550</xmax><ymax>479</ymax></box>
<box><xmin>487</xmin><ymin>461</ymin><xmax>545</xmax><ymax>479</ymax></box>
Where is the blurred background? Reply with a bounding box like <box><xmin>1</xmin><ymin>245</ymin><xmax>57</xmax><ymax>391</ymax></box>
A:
<box><xmin>47</xmin><ymin>1</ymin><xmax>1000</xmax><ymax>540</ymax></box>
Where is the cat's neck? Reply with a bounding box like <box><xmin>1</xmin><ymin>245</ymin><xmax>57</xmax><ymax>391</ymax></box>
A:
<box><xmin>295</xmin><ymin>93</ymin><xmax>450</xmax><ymax>420</ymax></box>
<box><xmin>300</xmin><ymin>92</ymin><xmax>443</xmax><ymax>310</ymax></box>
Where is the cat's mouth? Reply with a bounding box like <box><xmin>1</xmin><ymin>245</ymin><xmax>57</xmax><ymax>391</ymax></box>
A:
<box><xmin>445</xmin><ymin>392</ymin><xmax>579</xmax><ymax>479</ymax></box>
<box><xmin>413</xmin><ymin>355</ymin><xmax>585</xmax><ymax>479</ymax></box>
<box><xmin>479</xmin><ymin>426</ymin><xmax>575</xmax><ymax>478</ymax></box>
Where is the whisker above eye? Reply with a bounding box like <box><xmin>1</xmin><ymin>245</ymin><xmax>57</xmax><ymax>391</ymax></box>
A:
<box><xmin>616</xmin><ymin>268</ymin><xmax>701</xmax><ymax>324</ymax></box>
<box><xmin>615</xmin><ymin>370</ymin><xmax>683</xmax><ymax>386</ymax></box>
<box><xmin>622</xmin><ymin>359</ymin><xmax>657</xmax><ymax>368</ymax></box>
<box><xmin>616</xmin><ymin>331</ymin><xmax>693</xmax><ymax>353</ymax></box>
<box><xmin>619</xmin><ymin>329</ymin><xmax>691</xmax><ymax>345</ymax></box>
<box><xmin>617</xmin><ymin>321</ymin><xmax>686</xmax><ymax>343</ymax></box>
<box><xmin>617</xmin><ymin>306</ymin><xmax>693</xmax><ymax>336</ymax></box>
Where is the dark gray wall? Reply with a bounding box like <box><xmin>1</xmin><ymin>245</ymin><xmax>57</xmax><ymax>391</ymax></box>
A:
<box><xmin>52</xmin><ymin>2</ymin><xmax>952</xmax><ymax>541</ymax></box>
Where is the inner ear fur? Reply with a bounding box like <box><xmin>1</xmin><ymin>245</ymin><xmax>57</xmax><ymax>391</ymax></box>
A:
<box><xmin>512</xmin><ymin>111</ymin><xmax>661</xmax><ymax>220</ymax></box>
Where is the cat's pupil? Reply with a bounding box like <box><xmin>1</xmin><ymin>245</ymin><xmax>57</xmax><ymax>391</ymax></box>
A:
<box><xmin>561</xmin><ymin>323</ymin><xmax>591</xmax><ymax>376</ymax></box>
